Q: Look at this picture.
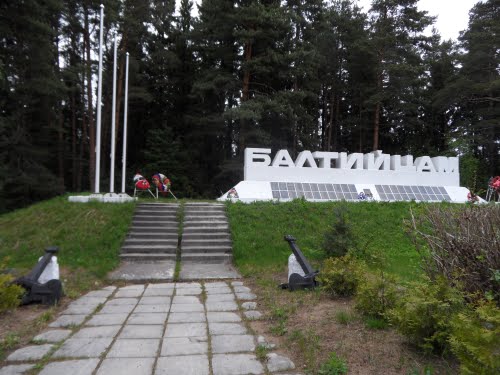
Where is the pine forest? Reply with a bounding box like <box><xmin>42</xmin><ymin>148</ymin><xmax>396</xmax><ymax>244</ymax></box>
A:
<box><xmin>1</xmin><ymin>0</ymin><xmax>499</xmax><ymax>211</ymax></box>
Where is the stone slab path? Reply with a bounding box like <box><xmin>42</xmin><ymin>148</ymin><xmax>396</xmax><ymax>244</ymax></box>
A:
<box><xmin>1</xmin><ymin>281</ymin><xmax>301</xmax><ymax>375</ymax></box>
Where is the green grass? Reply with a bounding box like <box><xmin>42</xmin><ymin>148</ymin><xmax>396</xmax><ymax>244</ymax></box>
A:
<box><xmin>0</xmin><ymin>195</ymin><xmax>135</xmax><ymax>293</ymax></box>
<box><xmin>227</xmin><ymin>200</ymin><xmax>434</xmax><ymax>281</ymax></box>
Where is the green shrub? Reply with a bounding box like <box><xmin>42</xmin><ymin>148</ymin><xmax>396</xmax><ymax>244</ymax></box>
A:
<box><xmin>388</xmin><ymin>276</ymin><xmax>464</xmax><ymax>354</ymax></box>
<box><xmin>322</xmin><ymin>205</ymin><xmax>355</xmax><ymax>258</ymax></box>
<box><xmin>450</xmin><ymin>301</ymin><xmax>500</xmax><ymax>374</ymax></box>
<box><xmin>319</xmin><ymin>255</ymin><xmax>366</xmax><ymax>297</ymax></box>
<box><xmin>355</xmin><ymin>272</ymin><xmax>398</xmax><ymax>320</ymax></box>
<box><xmin>0</xmin><ymin>274</ymin><xmax>23</xmax><ymax>313</ymax></box>
<box><xmin>317</xmin><ymin>352</ymin><xmax>348</xmax><ymax>375</ymax></box>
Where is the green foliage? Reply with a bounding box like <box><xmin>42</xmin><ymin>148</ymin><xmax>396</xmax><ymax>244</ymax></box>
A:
<box><xmin>322</xmin><ymin>205</ymin><xmax>355</xmax><ymax>258</ymax></box>
<box><xmin>319</xmin><ymin>255</ymin><xmax>366</xmax><ymax>297</ymax></box>
<box><xmin>0</xmin><ymin>274</ymin><xmax>23</xmax><ymax>313</ymax></box>
<box><xmin>317</xmin><ymin>352</ymin><xmax>348</xmax><ymax>375</ymax></box>
<box><xmin>334</xmin><ymin>310</ymin><xmax>356</xmax><ymax>325</ymax></box>
<box><xmin>388</xmin><ymin>277</ymin><xmax>464</xmax><ymax>354</ymax></box>
<box><xmin>364</xmin><ymin>316</ymin><xmax>389</xmax><ymax>330</ymax></box>
<box><xmin>449</xmin><ymin>301</ymin><xmax>500</xmax><ymax>375</ymax></box>
<box><xmin>0</xmin><ymin>333</ymin><xmax>20</xmax><ymax>360</ymax></box>
<box><xmin>355</xmin><ymin>272</ymin><xmax>398</xmax><ymax>320</ymax></box>
<box><xmin>286</xmin><ymin>329</ymin><xmax>321</xmax><ymax>371</ymax></box>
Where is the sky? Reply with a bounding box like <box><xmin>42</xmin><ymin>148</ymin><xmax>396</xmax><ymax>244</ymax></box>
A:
<box><xmin>356</xmin><ymin>0</ymin><xmax>481</xmax><ymax>41</ymax></box>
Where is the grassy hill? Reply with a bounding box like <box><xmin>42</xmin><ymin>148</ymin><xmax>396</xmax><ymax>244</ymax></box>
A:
<box><xmin>0</xmin><ymin>196</ymin><xmax>136</xmax><ymax>295</ymax></box>
<box><xmin>227</xmin><ymin>200</ymin><xmax>429</xmax><ymax>282</ymax></box>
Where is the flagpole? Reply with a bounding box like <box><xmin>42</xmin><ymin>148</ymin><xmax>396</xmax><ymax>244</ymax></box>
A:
<box><xmin>121</xmin><ymin>52</ymin><xmax>129</xmax><ymax>193</ymax></box>
<box><xmin>110</xmin><ymin>33</ymin><xmax>118</xmax><ymax>193</ymax></box>
<box><xmin>95</xmin><ymin>4</ymin><xmax>104</xmax><ymax>193</ymax></box>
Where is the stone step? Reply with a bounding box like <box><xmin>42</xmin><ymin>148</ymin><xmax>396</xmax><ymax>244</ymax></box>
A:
<box><xmin>181</xmin><ymin>253</ymin><xmax>232</xmax><ymax>263</ymax></box>
<box><xmin>183</xmin><ymin>221</ymin><xmax>228</xmax><ymax>227</ymax></box>
<box><xmin>137</xmin><ymin>203</ymin><xmax>180</xmax><ymax>207</ymax></box>
<box><xmin>184</xmin><ymin>215</ymin><xmax>227</xmax><ymax>221</ymax></box>
<box><xmin>184</xmin><ymin>208</ymin><xmax>225</xmax><ymax>213</ymax></box>
<box><xmin>127</xmin><ymin>232</ymin><xmax>179</xmax><ymax>240</ymax></box>
<box><xmin>120</xmin><ymin>253</ymin><xmax>176</xmax><ymax>261</ymax></box>
<box><xmin>134</xmin><ymin>212</ymin><xmax>178</xmax><ymax>218</ymax></box>
<box><xmin>181</xmin><ymin>233</ymin><xmax>231</xmax><ymax>240</ymax></box>
<box><xmin>181</xmin><ymin>239</ymin><xmax>232</xmax><ymax>247</ymax></box>
<box><xmin>182</xmin><ymin>227</ymin><xmax>230</xmax><ymax>233</ymax></box>
<box><xmin>121</xmin><ymin>245</ymin><xmax>177</xmax><ymax>254</ymax></box>
<box><xmin>184</xmin><ymin>203</ymin><xmax>224</xmax><ymax>206</ymax></box>
<box><xmin>124</xmin><ymin>239</ymin><xmax>178</xmax><ymax>246</ymax></box>
<box><xmin>181</xmin><ymin>245</ymin><xmax>232</xmax><ymax>254</ymax></box>
<box><xmin>129</xmin><ymin>227</ymin><xmax>178</xmax><ymax>234</ymax></box>
<box><xmin>132</xmin><ymin>221</ymin><xmax>179</xmax><ymax>227</ymax></box>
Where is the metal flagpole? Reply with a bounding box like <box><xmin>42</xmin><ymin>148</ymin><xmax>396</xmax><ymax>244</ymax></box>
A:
<box><xmin>110</xmin><ymin>33</ymin><xmax>118</xmax><ymax>193</ymax></box>
<box><xmin>121</xmin><ymin>53</ymin><xmax>129</xmax><ymax>193</ymax></box>
<box><xmin>95</xmin><ymin>4</ymin><xmax>104</xmax><ymax>193</ymax></box>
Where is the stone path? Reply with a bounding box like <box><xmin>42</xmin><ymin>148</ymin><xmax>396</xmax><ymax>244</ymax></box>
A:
<box><xmin>1</xmin><ymin>281</ymin><xmax>300</xmax><ymax>375</ymax></box>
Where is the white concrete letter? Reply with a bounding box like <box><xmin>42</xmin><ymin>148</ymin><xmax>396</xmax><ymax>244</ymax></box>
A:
<box><xmin>295</xmin><ymin>151</ymin><xmax>318</xmax><ymax>168</ymax></box>
<box><xmin>432</xmin><ymin>156</ymin><xmax>458</xmax><ymax>174</ymax></box>
<box><xmin>391</xmin><ymin>154</ymin><xmax>416</xmax><ymax>171</ymax></box>
<box><xmin>337</xmin><ymin>152</ymin><xmax>363</xmax><ymax>169</ymax></box>
<box><xmin>313</xmin><ymin>152</ymin><xmax>338</xmax><ymax>168</ymax></box>
<box><xmin>272</xmin><ymin>149</ymin><xmax>295</xmax><ymax>168</ymax></box>
<box><xmin>415</xmin><ymin>156</ymin><xmax>436</xmax><ymax>172</ymax></box>
<box><xmin>245</xmin><ymin>148</ymin><xmax>271</xmax><ymax>166</ymax></box>
<box><xmin>364</xmin><ymin>150</ymin><xmax>391</xmax><ymax>170</ymax></box>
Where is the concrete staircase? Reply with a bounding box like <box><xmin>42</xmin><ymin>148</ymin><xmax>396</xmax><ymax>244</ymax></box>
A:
<box><xmin>120</xmin><ymin>203</ymin><xmax>180</xmax><ymax>261</ymax></box>
<box><xmin>181</xmin><ymin>203</ymin><xmax>233</xmax><ymax>263</ymax></box>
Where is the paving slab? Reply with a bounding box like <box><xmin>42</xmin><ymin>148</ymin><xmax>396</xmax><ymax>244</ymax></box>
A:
<box><xmin>257</xmin><ymin>335</ymin><xmax>276</xmax><ymax>350</ymax></box>
<box><xmin>72</xmin><ymin>325</ymin><xmax>121</xmax><ymax>339</ymax></box>
<box><xmin>84</xmin><ymin>289</ymin><xmax>115</xmax><ymax>298</ymax></box>
<box><xmin>266</xmin><ymin>353</ymin><xmax>296</xmax><ymax>372</ymax></box>
<box><xmin>156</xmin><ymin>355</ymin><xmax>209</xmax><ymax>375</ymax></box>
<box><xmin>235</xmin><ymin>292</ymin><xmax>257</xmax><ymax>300</ymax></box>
<box><xmin>205</xmin><ymin>286</ymin><xmax>233</xmax><ymax>295</ymax></box>
<box><xmin>161</xmin><ymin>337</ymin><xmax>208</xmax><ymax>356</ymax></box>
<box><xmin>233</xmin><ymin>286</ymin><xmax>252</xmax><ymax>293</ymax></box>
<box><xmin>99</xmin><ymin>304</ymin><xmax>136</xmax><ymax>314</ymax></box>
<box><xmin>119</xmin><ymin>285</ymin><xmax>145</xmax><ymax>291</ymax></box>
<box><xmin>172</xmin><ymin>296</ymin><xmax>200</xmax><ymax>304</ymax></box>
<box><xmin>49</xmin><ymin>314</ymin><xmax>86</xmax><ymax>328</ymax></box>
<box><xmin>165</xmin><ymin>323</ymin><xmax>207</xmax><ymax>338</ymax></box>
<box><xmin>207</xmin><ymin>294</ymin><xmax>235</xmax><ymax>303</ymax></box>
<box><xmin>139</xmin><ymin>296</ymin><xmax>170</xmax><ymax>305</ymax></box>
<box><xmin>204</xmin><ymin>282</ymin><xmax>229</xmax><ymax>288</ymax></box>
<box><xmin>147</xmin><ymin>283</ymin><xmax>175</xmax><ymax>289</ymax></box>
<box><xmin>109</xmin><ymin>261</ymin><xmax>175</xmax><ymax>281</ymax></box>
<box><xmin>106</xmin><ymin>297</ymin><xmax>139</xmax><ymax>305</ymax></box>
<box><xmin>143</xmin><ymin>288</ymin><xmax>174</xmax><ymax>297</ymax></box>
<box><xmin>38</xmin><ymin>359</ymin><xmax>99</xmax><ymax>375</ymax></box>
<box><xmin>6</xmin><ymin>345</ymin><xmax>53</xmax><ymax>361</ymax></box>
<box><xmin>175</xmin><ymin>287</ymin><xmax>202</xmax><ymax>295</ymax></box>
<box><xmin>114</xmin><ymin>289</ymin><xmax>144</xmax><ymax>298</ymax></box>
<box><xmin>206</xmin><ymin>301</ymin><xmax>238</xmax><ymax>312</ymax></box>
<box><xmin>0</xmin><ymin>364</ymin><xmax>34</xmax><ymax>375</ymax></box>
<box><xmin>207</xmin><ymin>312</ymin><xmax>242</xmax><ymax>323</ymax></box>
<box><xmin>244</xmin><ymin>311</ymin><xmax>262</xmax><ymax>320</ymax></box>
<box><xmin>33</xmin><ymin>329</ymin><xmax>71</xmax><ymax>343</ymax></box>
<box><xmin>53</xmin><ymin>338</ymin><xmax>112</xmax><ymax>358</ymax></box>
<box><xmin>168</xmin><ymin>312</ymin><xmax>206</xmax><ymax>323</ymax></box>
<box><xmin>176</xmin><ymin>282</ymin><xmax>202</xmax><ymax>288</ymax></box>
<box><xmin>209</xmin><ymin>323</ymin><xmax>247</xmax><ymax>335</ymax></box>
<box><xmin>62</xmin><ymin>304</ymin><xmax>96</xmax><ymax>315</ymax></box>
<box><xmin>119</xmin><ymin>325</ymin><xmax>164</xmax><ymax>339</ymax></box>
<box><xmin>127</xmin><ymin>313</ymin><xmax>168</xmax><ymax>325</ymax></box>
<box><xmin>85</xmin><ymin>313</ymin><xmax>128</xmax><ymax>326</ymax></box>
<box><xmin>179</xmin><ymin>263</ymin><xmax>241</xmax><ymax>280</ymax></box>
<box><xmin>106</xmin><ymin>338</ymin><xmax>160</xmax><ymax>358</ymax></box>
<box><xmin>70</xmin><ymin>296</ymin><xmax>107</xmax><ymax>306</ymax></box>
<box><xmin>212</xmin><ymin>335</ymin><xmax>255</xmax><ymax>354</ymax></box>
<box><xmin>134</xmin><ymin>304</ymin><xmax>169</xmax><ymax>313</ymax></box>
<box><xmin>212</xmin><ymin>353</ymin><xmax>264</xmax><ymax>375</ymax></box>
<box><xmin>170</xmin><ymin>303</ymin><xmax>204</xmax><ymax>313</ymax></box>
<box><xmin>96</xmin><ymin>358</ymin><xmax>155</xmax><ymax>375</ymax></box>
<box><xmin>231</xmin><ymin>281</ymin><xmax>244</xmax><ymax>286</ymax></box>
<box><xmin>241</xmin><ymin>302</ymin><xmax>257</xmax><ymax>310</ymax></box>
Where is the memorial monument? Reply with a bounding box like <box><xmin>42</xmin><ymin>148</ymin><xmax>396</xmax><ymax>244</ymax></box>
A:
<box><xmin>218</xmin><ymin>148</ymin><xmax>472</xmax><ymax>203</ymax></box>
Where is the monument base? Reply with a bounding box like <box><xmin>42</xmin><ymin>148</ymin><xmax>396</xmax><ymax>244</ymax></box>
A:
<box><xmin>68</xmin><ymin>193</ymin><xmax>137</xmax><ymax>203</ymax></box>
<box><xmin>218</xmin><ymin>181</ymin><xmax>475</xmax><ymax>204</ymax></box>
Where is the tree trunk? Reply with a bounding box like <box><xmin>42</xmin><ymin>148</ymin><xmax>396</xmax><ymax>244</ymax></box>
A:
<box><xmin>84</xmin><ymin>2</ymin><xmax>95</xmax><ymax>190</ymax></box>
<box><xmin>239</xmin><ymin>39</ymin><xmax>253</xmax><ymax>152</ymax></box>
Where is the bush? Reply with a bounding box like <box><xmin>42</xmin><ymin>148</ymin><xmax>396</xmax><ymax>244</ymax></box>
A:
<box><xmin>408</xmin><ymin>205</ymin><xmax>500</xmax><ymax>303</ymax></box>
<box><xmin>322</xmin><ymin>205</ymin><xmax>355</xmax><ymax>258</ymax></box>
<box><xmin>319</xmin><ymin>255</ymin><xmax>366</xmax><ymax>297</ymax></box>
<box><xmin>355</xmin><ymin>272</ymin><xmax>398</xmax><ymax>320</ymax></box>
<box><xmin>0</xmin><ymin>274</ymin><xmax>23</xmax><ymax>313</ymax></box>
<box><xmin>388</xmin><ymin>276</ymin><xmax>464</xmax><ymax>354</ymax></box>
<box><xmin>317</xmin><ymin>352</ymin><xmax>348</xmax><ymax>375</ymax></box>
<box><xmin>450</xmin><ymin>301</ymin><xmax>500</xmax><ymax>375</ymax></box>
